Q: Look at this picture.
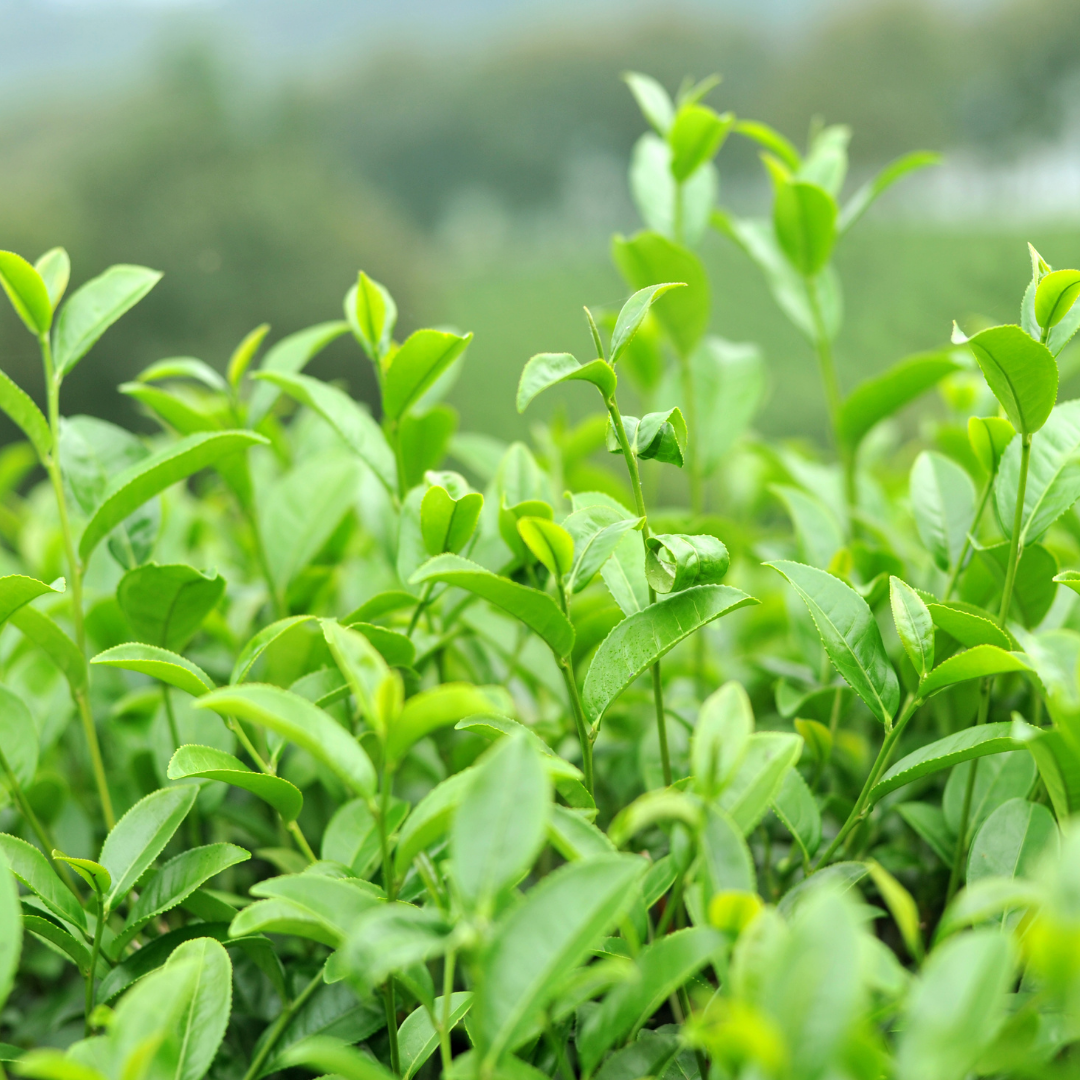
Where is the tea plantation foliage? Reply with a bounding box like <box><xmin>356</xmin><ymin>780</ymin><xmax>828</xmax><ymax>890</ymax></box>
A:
<box><xmin>2</xmin><ymin>73</ymin><xmax>1080</xmax><ymax>1080</ymax></box>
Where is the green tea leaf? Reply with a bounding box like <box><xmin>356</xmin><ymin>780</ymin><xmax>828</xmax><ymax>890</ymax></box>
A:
<box><xmin>997</xmin><ymin>399</ymin><xmax>1080</xmax><ymax>544</ymax></box>
<box><xmin>231</xmin><ymin>897</ymin><xmax>341</xmax><ymax>948</ymax></box>
<box><xmin>117</xmin><ymin>563</ymin><xmax>224</xmax><ymax>651</ymax></box>
<box><xmin>583</xmin><ymin>584</ymin><xmax>757</xmax><ymax>727</ymax></box>
<box><xmin>935</xmin><ymin>876</ymin><xmax>1043</xmax><ymax>941</ymax></box>
<box><xmin>394</xmin><ymin>769</ymin><xmax>477</xmax><ymax>876</ymax></box>
<box><xmin>967</xmin><ymin>797</ymin><xmax>1058</xmax><ymax>884</ymax></box>
<box><xmin>79</xmin><ymin>431</ymin><xmax>266</xmax><ymax>562</ymax></box>
<box><xmin>100</xmin><ymin>785</ymin><xmax>198</xmax><ymax>911</ymax></box>
<box><xmin>771</xmin><ymin>484</ymin><xmax>843</xmax><ymax>569</ymax></box>
<box><xmin>516</xmin><ymin>516</ymin><xmax>574</xmax><ymax>578</ymax></box>
<box><xmin>768</xmin><ymin>560</ymin><xmax>898</xmax><ymax>726</ymax></box>
<box><xmin>195</xmin><ymin>684</ymin><xmax>376</xmax><ymax>798</ymax></box>
<box><xmin>692</xmin><ymin>681</ymin><xmax>753</xmax><ymax>798</ymax></box>
<box><xmin>910</xmin><ymin>450</ymin><xmax>975</xmax><ymax>572</ymax></box>
<box><xmin>944</xmin><ymin>751</ymin><xmax>1036</xmax><ymax>838</ymax></box>
<box><xmin>668</xmin><ymin>104</ymin><xmax>732</xmax><ymax>181</ymax></box>
<box><xmin>967</xmin><ymin>540</ymin><xmax>1058</xmax><ymax>629</ymax></box>
<box><xmin>870</xmin><ymin>721</ymin><xmax>1034</xmax><ymax>804</ymax></box>
<box><xmin>578</xmin><ymin>926</ymin><xmax>725</xmax><ymax>1075</ymax></box>
<box><xmin>964</xmin><ymin>324</ymin><xmax>1058</xmax><ymax>434</ymax></box>
<box><xmin>254</xmin><ymin>371</ymin><xmax>397</xmax><ymax>494</ymax></box>
<box><xmin>167</xmin><ymin>745</ymin><xmax>303</xmax><ymax>821</ymax></box>
<box><xmin>1023</xmin><ymin>728</ymin><xmax>1080</xmax><ymax>820</ymax></box>
<box><xmin>610</xmin><ymin>284</ymin><xmax>686</xmax><ymax>366</ymax></box>
<box><xmin>611</xmin><ymin>231</ymin><xmax>709</xmax><ymax>357</ymax></box>
<box><xmin>516</xmin><ymin>353</ymin><xmax>616</xmax><ymax>413</ymax></box>
<box><xmin>967</xmin><ymin>415</ymin><xmax>1016</xmax><ymax>476</ymax></box>
<box><xmin>836</xmin><ymin>350</ymin><xmax>961</xmax><ymax>452</ymax></box>
<box><xmin>646</xmin><ymin>532</ymin><xmax>729</xmax><ymax>594</ymax></box>
<box><xmin>773</xmin><ymin>177</ymin><xmax>837</xmax><ymax>278</ymax></box>
<box><xmin>563</xmin><ymin>505</ymin><xmax>642</xmax><ymax>595</ymax></box>
<box><xmin>280</xmin><ymin>1038</ymin><xmax>395</xmax><ymax>1080</ymax></box>
<box><xmin>11</xmin><ymin>607</ymin><xmax>87</xmax><ymax>694</ymax></box>
<box><xmin>227</xmin><ymin>323</ymin><xmax>270</xmax><ymax>388</ymax></box>
<box><xmin>231</xmin><ymin>615</ymin><xmax>316</xmax><ymax>684</ymax></box>
<box><xmin>52</xmin><ymin>852</ymin><xmax>110</xmax><ymax>894</ymax></box>
<box><xmin>1034</xmin><ymin>268</ymin><xmax>1080</xmax><ymax>329</ymax></box>
<box><xmin>400</xmin><ymin>994</ymin><xmax>472</xmax><ymax>1080</ymax></box>
<box><xmin>919</xmin><ymin>645</ymin><xmax>1032</xmax><ymax>699</ymax></box>
<box><xmin>22</xmin><ymin>915</ymin><xmax>92</xmax><ymax>975</ymax></box>
<box><xmin>0</xmin><ymin>369</ymin><xmax>51</xmax><ymax>462</ymax></box>
<box><xmin>340</xmin><ymin>903</ymin><xmax>452</xmax><ymax>994</ymax></box>
<box><xmin>771</xmin><ymin>767</ymin><xmax>821</xmax><ymax>862</ymax></box>
<box><xmin>0</xmin><ymin>833</ymin><xmax>85</xmax><ymax>929</ymax></box>
<box><xmin>92</xmin><ymin>643</ymin><xmax>214</xmax><ymax>698</ymax></box>
<box><xmin>607</xmin><ymin>408</ymin><xmax>687</xmax><ymax>467</ymax></box>
<box><xmin>866</xmin><ymin>859</ymin><xmax>923</xmax><ymax>963</ymax></box>
<box><xmin>0</xmin><ymin>685</ymin><xmax>37</xmax><ymax>790</ymax></box>
<box><xmin>122</xmin><ymin>843</ymin><xmax>250</xmax><ymax>944</ymax></box>
<box><xmin>451</xmin><ymin>734</ymin><xmax>550</xmax><ymax>914</ymax></box>
<box><xmin>247</xmin><ymin>321</ymin><xmax>350</xmax><ymax>427</ymax></box>
<box><xmin>34</xmin><ymin>247</ymin><xmax>70</xmax><ymax>310</ymax></box>
<box><xmin>54</xmin><ymin>264</ymin><xmax>162</xmax><ymax>375</ymax></box>
<box><xmin>0</xmin><ymin>251</ymin><xmax>53</xmax><ymax>335</ymax></box>
<box><xmin>837</xmin><ymin>150</ymin><xmax>940</xmax><ymax>233</ymax></box>
<box><xmin>472</xmin><ymin>855</ymin><xmax>646</xmax><ymax>1064</ymax></box>
<box><xmin>891</xmin><ymin>577</ymin><xmax>934</xmax><ymax>678</ymax></box>
<box><xmin>136</xmin><ymin>356</ymin><xmax>226</xmax><ymax>392</ymax></box>
<box><xmin>895</xmin><ymin>930</ymin><xmax>1014</xmax><ymax>1080</ymax></box>
<box><xmin>897</xmin><ymin>802</ymin><xmax>955</xmax><ymax>864</ymax></box>
<box><xmin>410</xmin><ymin>554</ymin><xmax>575</xmax><ymax>658</ymax></box>
<box><xmin>163</xmin><ymin>937</ymin><xmax>233</xmax><ymax>1080</ymax></box>
<box><xmin>927</xmin><ymin>603</ymin><xmax>1011</xmax><ymax>651</ymax></box>
<box><xmin>718</xmin><ymin>731</ymin><xmax>803</xmax><ymax>835</ymax></box>
<box><xmin>346</xmin><ymin>271</ymin><xmax>397</xmax><ymax>363</ymax></box>
<box><xmin>382</xmin><ymin>330</ymin><xmax>473</xmax><ymax>421</ymax></box>
<box><xmin>623</xmin><ymin>71</ymin><xmax>675</xmax><ymax>135</ymax></box>
<box><xmin>385</xmin><ymin>683</ymin><xmax>500</xmax><ymax>766</ymax></box>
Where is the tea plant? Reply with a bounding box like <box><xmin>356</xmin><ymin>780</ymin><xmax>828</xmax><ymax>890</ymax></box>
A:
<box><xmin>2</xmin><ymin>71</ymin><xmax>1080</xmax><ymax>1080</ymax></box>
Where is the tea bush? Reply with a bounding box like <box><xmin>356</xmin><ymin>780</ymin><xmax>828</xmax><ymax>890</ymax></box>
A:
<box><xmin>2</xmin><ymin>72</ymin><xmax>1080</xmax><ymax>1080</ymax></box>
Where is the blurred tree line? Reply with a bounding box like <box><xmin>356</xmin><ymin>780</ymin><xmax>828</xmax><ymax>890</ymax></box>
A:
<box><xmin>0</xmin><ymin>0</ymin><xmax>1077</xmax><ymax>437</ymax></box>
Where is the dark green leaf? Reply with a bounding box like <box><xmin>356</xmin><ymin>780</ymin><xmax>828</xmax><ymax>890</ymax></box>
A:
<box><xmin>515</xmin><ymin>353</ymin><xmax>616</xmax><ymax>413</ymax></box>
<box><xmin>966</xmin><ymin>540</ymin><xmax>1058</xmax><ymax>629</ymax></box>
<box><xmin>1023</xmin><ymin>728</ymin><xmax>1080</xmax><ymax>820</ymax></box>
<box><xmin>410</xmin><ymin>554</ymin><xmax>575</xmax><ymax>658</ymax></box>
<box><xmin>896</xmin><ymin>802</ymin><xmax>955</xmax><ymax>864</ymax></box>
<box><xmin>767</xmin><ymin>560</ymin><xmax>898</xmax><ymax>726</ymax></box>
<box><xmin>944</xmin><ymin>751</ymin><xmax>1036</xmax><ymax>838</ymax></box>
<box><xmin>451</xmin><ymin>734</ymin><xmax>550</xmax><ymax>914</ymax></box>
<box><xmin>117</xmin><ymin>563</ymin><xmax>224</xmax><ymax>651</ymax></box>
<box><xmin>967</xmin><ymin>797</ymin><xmax>1058</xmax><ymax>884</ymax></box>
<box><xmin>400</xmin><ymin>993</ymin><xmax>472</xmax><ymax>1080</ymax></box>
<box><xmin>0</xmin><ymin>685</ymin><xmax>37</xmax><ymax>789</ymax></box>
<box><xmin>472</xmin><ymin>855</ymin><xmax>646</xmax><ymax>1064</ymax></box>
<box><xmin>22</xmin><ymin>915</ymin><xmax>92</xmax><ymax>975</ymax></box>
<box><xmin>280</xmin><ymin>1037</ymin><xmax>395</xmax><ymax>1080</ymax></box>
<box><xmin>582</xmin><ymin>584</ymin><xmax>757</xmax><ymax>727</ymax></box>
<box><xmin>167</xmin><ymin>745</ymin><xmax>303</xmax><ymax>821</ymax></box>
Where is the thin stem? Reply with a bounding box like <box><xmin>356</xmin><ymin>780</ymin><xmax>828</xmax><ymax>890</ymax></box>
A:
<box><xmin>815</xmin><ymin>694</ymin><xmax>919</xmax><ymax>869</ymax></box>
<box><xmin>943</xmin><ymin>477</ymin><xmax>994</xmax><ymax>601</ymax></box>
<box><xmin>375</xmin><ymin>768</ymin><xmax>402</xmax><ymax>1075</ymax></box>
<box><xmin>84</xmin><ymin>886</ymin><xmax>105</xmax><ymax>1035</ymax></box>
<box><xmin>406</xmin><ymin>582</ymin><xmax>434</xmax><ymax>638</ymax></box>
<box><xmin>287</xmin><ymin>821</ymin><xmax>317</xmax><ymax>863</ymax></box>
<box><xmin>38</xmin><ymin>333</ymin><xmax>115</xmax><ymax>829</ymax></box>
<box><xmin>229</xmin><ymin>718</ymin><xmax>271</xmax><ymax>771</ymax></box>
<box><xmin>390</xmin><ymin>420</ymin><xmax>408</xmax><ymax>502</ymax></box>
<box><xmin>241</xmin><ymin>967</ymin><xmax>324</xmax><ymax>1080</ymax></box>
<box><xmin>584</xmin><ymin>307</ymin><xmax>606</xmax><ymax>362</ymax></box>
<box><xmin>163</xmin><ymin>685</ymin><xmax>180</xmax><ymax>749</ymax></box>
<box><xmin>946</xmin><ymin>681</ymin><xmax>990</xmax><ymax>903</ymax></box>
<box><xmin>383</xmin><ymin>980</ymin><xmax>401</xmax><ymax>1076</ymax></box>
<box><xmin>559</xmin><ymin>661</ymin><xmax>594</xmax><ymax>797</ymax></box>
<box><xmin>439</xmin><ymin>952</ymin><xmax>456</xmax><ymax>1076</ymax></box>
<box><xmin>607</xmin><ymin>400</ymin><xmax>673</xmax><ymax>786</ymax></box>
<box><xmin>998</xmin><ymin>433</ymin><xmax>1032</xmax><ymax>625</ymax></box>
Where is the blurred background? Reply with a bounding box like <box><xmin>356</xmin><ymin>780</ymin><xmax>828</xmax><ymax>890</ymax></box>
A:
<box><xmin>3</xmin><ymin>0</ymin><xmax>1080</xmax><ymax>444</ymax></box>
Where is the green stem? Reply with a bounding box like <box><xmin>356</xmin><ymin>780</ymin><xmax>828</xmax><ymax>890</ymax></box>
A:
<box><xmin>85</xmin><ymin>886</ymin><xmax>105</xmax><ymax>1035</ymax></box>
<box><xmin>946</xmin><ymin>680</ymin><xmax>991</xmax><ymax>903</ymax></box>
<box><xmin>439</xmin><ymin>952</ymin><xmax>456</xmax><ymax>1077</ymax></box>
<box><xmin>815</xmin><ymin>694</ymin><xmax>919</xmax><ymax>869</ymax></box>
<box><xmin>607</xmin><ymin>400</ymin><xmax>673</xmax><ymax>787</ymax></box>
<box><xmin>383</xmin><ymin>980</ymin><xmax>401</xmax><ymax>1076</ymax></box>
<box><xmin>375</xmin><ymin>767</ymin><xmax>402</xmax><ymax>1074</ymax></box>
<box><xmin>390</xmin><ymin>420</ymin><xmax>408</xmax><ymax>501</ymax></box>
<box><xmin>998</xmin><ymin>434</ymin><xmax>1032</xmax><ymax>625</ymax></box>
<box><xmin>241</xmin><ymin>967</ymin><xmax>324</xmax><ymax>1080</ymax></box>
<box><xmin>287</xmin><ymin>821</ymin><xmax>317</xmax><ymax>864</ymax></box>
<box><xmin>943</xmin><ymin>477</ymin><xmax>993</xmax><ymax>601</ymax></box>
<box><xmin>805</xmin><ymin>282</ymin><xmax>851</xmax><ymax>514</ymax></box>
<box><xmin>39</xmin><ymin>335</ymin><xmax>115</xmax><ymax>829</ymax></box>
<box><xmin>163</xmin><ymin>685</ymin><xmax>180</xmax><ymax>749</ymax></box>
<box><xmin>406</xmin><ymin>581</ymin><xmax>434</xmax><ymax>638</ymax></box>
<box><xmin>559</xmin><ymin>660</ymin><xmax>594</xmax><ymax>797</ymax></box>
